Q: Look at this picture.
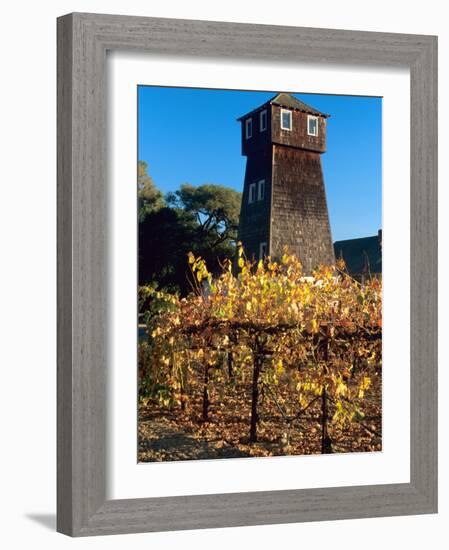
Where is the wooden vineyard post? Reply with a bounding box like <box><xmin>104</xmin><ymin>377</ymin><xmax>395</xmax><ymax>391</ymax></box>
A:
<box><xmin>202</xmin><ymin>363</ymin><xmax>210</xmax><ymax>422</ymax></box>
<box><xmin>321</xmin><ymin>328</ymin><xmax>333</xmax><ymax>454</ymax></box>
<box><xmin>249</xmin><ymin>339</ymin><xmax>262</xmax><ymax>443</ymax></box>
<box><xmin>321</xmin><ymin>386</ymin><xmax>332</xmax><ymax>453</ymax></box>
<box><xmin>227</xmin><ymin>349</ymin><xmax>234</xmax><ymax>380</ymax></box>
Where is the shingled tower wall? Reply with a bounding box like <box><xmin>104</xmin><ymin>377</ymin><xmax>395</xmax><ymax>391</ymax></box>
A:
<box><xmin>237</xmin><ymin>93</ymin><xmax>335</xmax><ymax>274</ymax></box>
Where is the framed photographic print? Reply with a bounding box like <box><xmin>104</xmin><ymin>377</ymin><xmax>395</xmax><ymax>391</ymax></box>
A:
<box><xmin>57</xmin><ymin>12</ymin><xmax>437</xmax><ymax>536</ymax></box>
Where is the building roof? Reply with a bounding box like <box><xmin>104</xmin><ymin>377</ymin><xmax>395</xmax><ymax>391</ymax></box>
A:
<box><xmin>333</xmin><ymin>233</ymin><xmax>382</xmax><ymax>275</ymax></box>
<box><xmin>237</xmin><ymin>92</ymin><xmax>330</xmax><ymax>121</ymax></box>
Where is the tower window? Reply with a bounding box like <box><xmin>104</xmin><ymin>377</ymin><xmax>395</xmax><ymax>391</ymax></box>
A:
<box><xmin>257</xmin><ymin>180</ymin><xmax>265</xmax><ymax>201</ymax></box>
<box><xmin>281</xmin><ymin>109</ymin><xmax>292</xmax><ymax>131</ymax></box>
<box><xmin>259</xmin><ymin>242</ymin><xmax>268</xmax><ymax>260</ymax></box>
<box><xmin>260</xmin><ymin>110</ymin><xmax>267</xmax><ymax>132</ymax></box>
<box><xmin>245</xmin><ymin>117</ymin><xmax>253</xmax><ymax>139</ymax></box>
<box><xmin>248</xmin><ymin>183</ymin><xmax>256</xmax><ymax>204</ymax></box>
<box><xmin>308</xmin><ymin>115</ymin><xmax>319</xmax><ymax>136</ymax></box>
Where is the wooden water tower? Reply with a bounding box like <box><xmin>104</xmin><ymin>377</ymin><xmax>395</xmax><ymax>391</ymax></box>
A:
<box><xmin>237</xmin><ymin>93</ymin><xmax>335</xmax><ymax>273</ymax></box>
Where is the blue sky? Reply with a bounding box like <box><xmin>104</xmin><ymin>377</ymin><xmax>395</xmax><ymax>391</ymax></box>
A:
<box><xmin>138</xmin><ymin>86</ymin><xmax>381</xmax><ymax>242</ymax></box>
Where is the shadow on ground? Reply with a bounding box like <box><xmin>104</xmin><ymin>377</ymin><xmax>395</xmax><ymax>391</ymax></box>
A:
<box><xmin>139</xmin><ymin>416</ymin><xmax>252</xmax><ymax>462</ymax></box>
<box><xmin>25</xmin><ymin>513</ymin><xmax>56</xmax><ymax>531</ymax></box>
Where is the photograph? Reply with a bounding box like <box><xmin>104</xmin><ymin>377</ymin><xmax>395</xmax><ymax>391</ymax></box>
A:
<box><xmin>137</xmin><ymin>86</ymin><xmax>382</xmax><ymax>462</ymax></box>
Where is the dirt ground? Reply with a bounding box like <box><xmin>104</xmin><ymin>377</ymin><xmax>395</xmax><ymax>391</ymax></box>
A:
<box><xmin>138</xmin><ymin>374</ymin><xmax>382</xmax><ymax>462</ymax></box>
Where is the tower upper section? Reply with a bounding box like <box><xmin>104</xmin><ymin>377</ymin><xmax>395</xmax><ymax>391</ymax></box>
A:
<box><xmin>237</xmin><ymin>92</ymin><xmax>329</xmax><ymax>156</ymax></box>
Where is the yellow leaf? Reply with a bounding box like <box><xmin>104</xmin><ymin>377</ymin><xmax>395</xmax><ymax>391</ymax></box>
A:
<box><xmin>275</xmin><ymin>360</ymin><xmax>284</xmax><ymax>375</ymax></box>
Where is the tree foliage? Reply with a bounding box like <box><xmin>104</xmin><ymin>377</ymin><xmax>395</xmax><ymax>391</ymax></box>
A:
<box><xmin>138</xmin><ymin>160</ymin><xmax>165</xmax><ymax>221</ymax></box>
<box><xmin>138</xmin><ymin>165</ymin><xmax>242</xmax><ymax>295</ymax></box>
<box><xmin>166</xmin><ymin>183</ymin><xmax>241</xmax><ymax>249</ymax></box>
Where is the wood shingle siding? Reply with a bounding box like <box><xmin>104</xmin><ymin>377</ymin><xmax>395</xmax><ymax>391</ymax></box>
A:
<box><xmin>238</xmin><ymin>93</ymin><xmax>334</xmax><ymax>271</ymax></box>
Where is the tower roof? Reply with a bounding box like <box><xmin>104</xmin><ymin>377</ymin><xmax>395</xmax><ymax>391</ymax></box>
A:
<box><xmin>237</xmin><ymin>92</ymin><xmax>330</xmax><ymax>121</ymax></box>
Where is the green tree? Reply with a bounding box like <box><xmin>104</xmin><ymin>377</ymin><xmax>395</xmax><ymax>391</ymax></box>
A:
<box><xmin>166</xmin><ymin>183</ymin><xmax>241</xmax><ymax>249</ymax></box>
<box><xmin>138</xmin><ymin>164</ymin><xmax>242</xmax><ymax>295</ymax></box>
<box><xmin>138</xmin><ymin>160</ymin><xmax>165</xmax><ymax>220</ymax></box>
<box><xmin>139</xmin><ymin>206</ymin><xmax>198</xmax><ymax>295</ymax></box>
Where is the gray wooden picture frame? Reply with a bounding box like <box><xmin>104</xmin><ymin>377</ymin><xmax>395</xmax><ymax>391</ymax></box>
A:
<box><xmin>57</xmin><ymin>12</ymin><xmax>438</xmax><ymax>537</ymax></box>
